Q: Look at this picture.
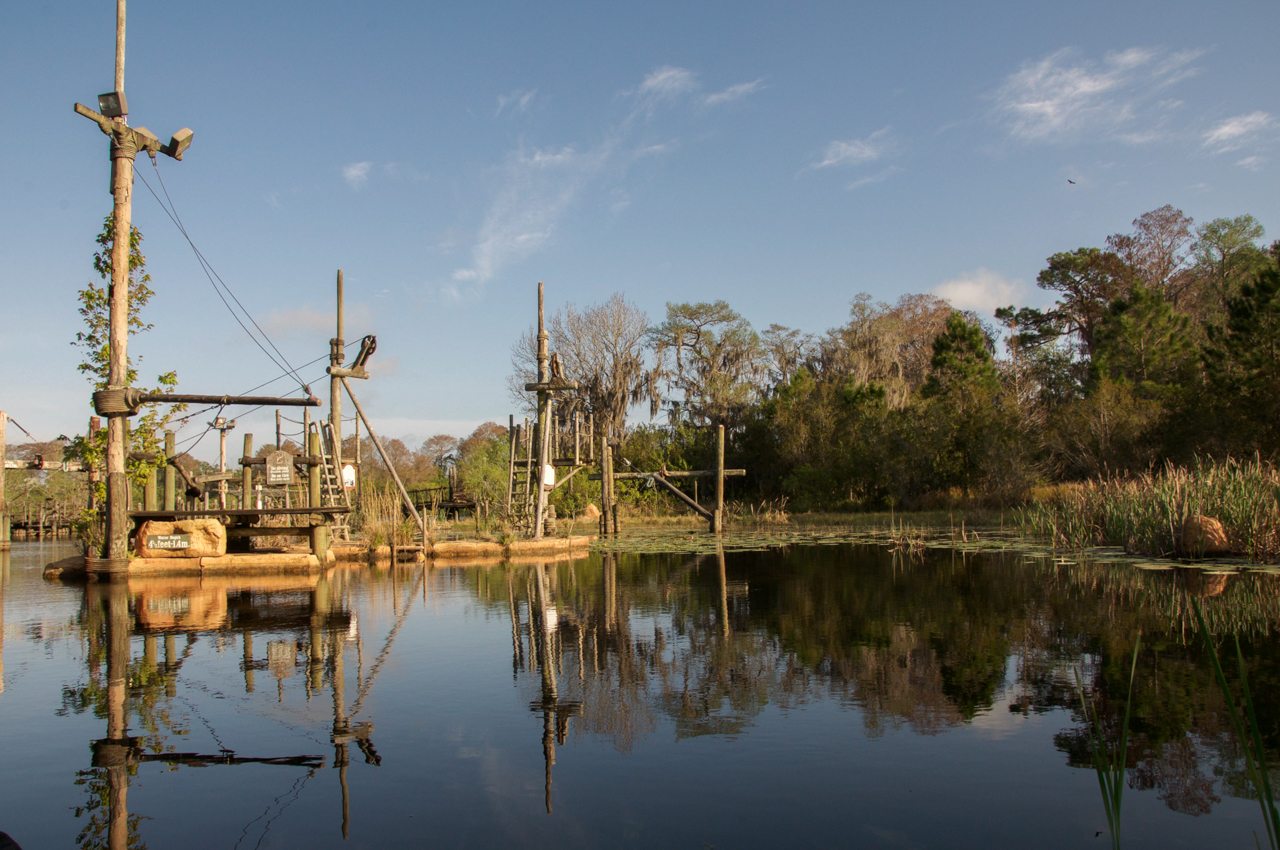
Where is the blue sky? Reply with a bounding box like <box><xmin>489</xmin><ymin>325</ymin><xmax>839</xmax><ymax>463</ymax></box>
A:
<box><xmin>3</xmin><ymin>1</ymin><xmax>1278</xmax><ymax>462</ymax></box>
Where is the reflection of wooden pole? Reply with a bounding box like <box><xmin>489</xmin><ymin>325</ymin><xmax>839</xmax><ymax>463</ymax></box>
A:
<box><xmin>717</xmin><ymin>547</ymin><xmax>729</xmax><ymax>638</ymax></box>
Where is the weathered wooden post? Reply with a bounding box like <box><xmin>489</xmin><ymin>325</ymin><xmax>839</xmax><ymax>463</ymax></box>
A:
<box><xmin>599</xmin><ymin>439</ymin><xmax>612</xmax><ymax>536</ymax></box>
<box><xmin>143</xmin><ymin>467</ymin><xmax>157</xmax><ymax>511</ymax></box>
<box><xmin>162</xmin><ymin>430</ymin><xmax>175</xmax><ymax>511</ymax></box>
<box><xmin>308</xmin><ymin>431</ymin><xmax>329</xmax><ymax>561</ymax></box>
<box><xmin>506</xmin><ymin>414</ymin><xmax>517</xmax><ymax>513</ymax></box>
<box><xmin>533</xmin><ymin>284</ymin><xmax>551</xmax><ymax>539</ymax></box>
<box><xmin>713</xmin><ymin>424</ymin><xmax>725</xmax><ymax>534</ymax></box>
<box><xmin>0</xmin><ymin>410</ymin><xmax>8</xmax><ymax>551</ymax></box>
<box><xmin>330</xmin><ymin>270</ymin><xmax>344</xmax><ymax>489</ymax></box>
<box><xmin>241</xmin><ymin>434</ymin><xmax>253</xmax><ymax>509</ymax></box>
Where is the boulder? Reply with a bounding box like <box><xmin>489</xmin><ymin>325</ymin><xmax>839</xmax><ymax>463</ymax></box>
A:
<box><xmin>136</xmin><ymin>519</ymin><xmax>227</xmax><ymax>558</ymax></box>
<box><xmin>578</xmin><ymin>503</ymin><xmax>601</xmax><ymax>521</ymax></box>
<box><xmin>1180</xmin><ymin>515</ymin><xmax>1231</xmax><ymax>556</ymax></box>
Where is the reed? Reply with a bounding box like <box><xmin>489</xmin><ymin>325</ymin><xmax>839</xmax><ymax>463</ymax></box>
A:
<box><xmin>1077</xmin><ymin>634</ymin><xmax>1141</xmax><ymax>850</ymax></box>
<box><xmin>1016</xmin><ymin>456</ymin><xmax>1280</xmax><ymax>562</ymax></box>
<box><xmin>1191</xmin><ymin>598</ymin><xmax>1280</xmax><ymax>849</ymax></box>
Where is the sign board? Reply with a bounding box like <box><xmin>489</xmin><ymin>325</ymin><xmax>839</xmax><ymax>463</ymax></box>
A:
<box><xmin>341</xmin><ymin>463</ymin><xmax>357</xmax><ymax>490</ymax></box>
<box><xmin>266</xmin><ymin>450</ymin><xmax>294</xmax><ymax>485</ymax></box>
<box><xmin>146</xmin><ymin>534</ymin><xmax>191</xmax><ymax>551</ymax></box>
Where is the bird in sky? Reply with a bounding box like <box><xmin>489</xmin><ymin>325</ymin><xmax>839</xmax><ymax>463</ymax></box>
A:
<box><xmin>1067</xmin><ymin>178</ymin><xmax>1077</xmax><ymax>185</ymax></box>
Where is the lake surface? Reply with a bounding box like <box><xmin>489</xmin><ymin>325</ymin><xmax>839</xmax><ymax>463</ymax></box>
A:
<box><xmin>2</xmin><ymin>538</ymin><xmax>1278</xmax><ymax>848</ymax></box>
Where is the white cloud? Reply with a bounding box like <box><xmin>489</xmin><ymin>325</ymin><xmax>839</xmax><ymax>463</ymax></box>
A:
<box><xmin>814</xmin><ymin>128</ymin><xmax>892</xmax><ymax>169</ymax></box>
<box><xmin>703</xmin><ymin>78</ymin><xmax>763</xmax><ymax>107</ymax></box>
<box><xmin>496</xmin><ymin>88</ymin><xmax>537</xmax><ymax>117</ymax></box>
<box><xmin>1236</xmin><ymin>155</ymin><xmax>1266</xmax><ymax>171</ymax></box>
<box><xmin>639</xmin><ymin>66</ymin><xmax>698</xmax><ymax>99</ymax></box>
<box><xmin>1203</xmin><ymin>111</ymin><xmax>1274</xmax><ymax>153</ymax></box>
<box><xmin>993</xmin><ymin>46</ymin><xmax>1202</xmax><ymax>143</ymax></box>
<box><xmin>342</xmin><ymin>161</ymin><xmax>373</xmax><ymax>189</ymax></box>
<box><xmin>932</xmin><ymin>268</ymin><xmax>1024</xmax><ymax>314</ymax></box>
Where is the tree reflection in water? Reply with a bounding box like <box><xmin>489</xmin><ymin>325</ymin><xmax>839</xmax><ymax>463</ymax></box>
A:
<box><xmin>473</xmin><ymin>544</ymin><xmax>1280</xmax><ymax>822</ymax></box>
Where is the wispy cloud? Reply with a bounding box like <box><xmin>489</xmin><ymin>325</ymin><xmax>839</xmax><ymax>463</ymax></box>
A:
<box><xmin>932</xmin><ymin>268</ymin><xmax>1024</xmax><ymax>315</ymax></box>
<box><xmin>1203</xmin><ymin>111</ymin><xmax>1273</xmax><ymax>153</ymax></box>
<box><xmin>993</xmin><ymin>46</ymin><xmax>1202</xmax><ymax>143</ymax></box>
<box><xmin>1236</xmin><ymin>155</ymin><xmax>1266</xmax><ymax>171</ymax></box>
<box><xmin>846</xmin><ymin>166</ymin><xmax>902</xmax><ymax>191</ymax></box>
<box><xmin>496</xmin><ymin>88</ymin><xmax>537</xmax><ymax>117</ymax></box>
<box><xmin>704</xmin><ymin>78</ymin><xmax>764</xmax><ymax>107</ymax></box>
<box><xmin>639</xmin><ymin>66</ymin><xmax>699</xmax><ymax>100</ymax></box>
<box><xmin>447</xmin><ymin>144</ymin><xmax>604</xmax><ymax>290</ymax></box>
<box><xmin>342</xmin><ymin>161</ymin><xmax>373</xmax><ymax>189</ymax></box>
<box><xmin>442</xmin><ymin>65</ymin><xmax>760</xmax><ymax>295</ymax></box>
<box><xmin>814</xmin><ymin>128</ymin><xmax>893</xmax><ymax>169</ymax></box>
<box><xmin>262</xmin><ymin>304</ymin><xmax>374</xmax><ymax>336</ymax></box>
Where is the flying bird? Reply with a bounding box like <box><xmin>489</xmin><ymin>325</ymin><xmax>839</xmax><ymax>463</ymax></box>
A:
<box><xmin>1067</xmin><ymin>178</ymin><xmax>1077</xmax><ymax>185</ymax></box>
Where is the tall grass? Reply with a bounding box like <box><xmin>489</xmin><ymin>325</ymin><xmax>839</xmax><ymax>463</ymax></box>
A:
<box><xmin>1077</xmin><ymin>635</ymin><xmax>1141</xmax><ymax>850</ymax></box>
<box><xmin>1017</xmin><ymin>456</ymin><xmax>1280</xmax><ymax>562</ymax></box>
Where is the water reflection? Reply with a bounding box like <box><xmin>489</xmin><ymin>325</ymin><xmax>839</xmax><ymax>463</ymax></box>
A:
<box><xmin>71</xmin><ymin>571</ymin><xmax>367</xmax><ymax>849</ymax></box>
<box><xmin>479</xmin><ymin>546</ymin><xmax>1280</xmax><ymax>826</ymax></box>
<box><xmin>6</xmin><ymin>541</ymin><xmax>1280</xmax><ymax>846</ymax></box>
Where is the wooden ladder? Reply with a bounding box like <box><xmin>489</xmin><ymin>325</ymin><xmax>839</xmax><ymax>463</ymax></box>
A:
<box><xmin>315</xmin><ymin>421</ymin><xmax>351</xmax><ymax>541</ymax></box>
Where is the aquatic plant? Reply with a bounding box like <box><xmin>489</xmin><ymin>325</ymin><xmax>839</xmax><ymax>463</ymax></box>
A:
<box><xmin>1077</xmin><ymin>634</ymin><xmax>1141</xmax><ymax>850</ymax></box>
<box><xmin>1191</xmin><ymin>599</ymin><xmax>1280</xmax><ymax>849</ymax></box>
<box><xmin>1016</xmin><ymin>457</ymin><xmax>1280</xmax><ymax>562</ymax></box>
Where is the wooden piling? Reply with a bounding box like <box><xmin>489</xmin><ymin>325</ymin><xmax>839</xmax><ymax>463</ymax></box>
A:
<box><xmin>241</xmin><ymin>434</ymin><xmax>253</xmax><ymax>509</ymax></box>
<box><xmin>714</xmin><ymin>424</ymin><xmax>725</xmax><ymax>534</ymax></box>
<box><xmin>308</xmin><ymin>432</ymin><xmax>329</xmax><ymax>560</ymax></box>
<box><xmin>163</xmin><ymin>430</ymin><xmax>175</xmax><ymax>511</ymax></box>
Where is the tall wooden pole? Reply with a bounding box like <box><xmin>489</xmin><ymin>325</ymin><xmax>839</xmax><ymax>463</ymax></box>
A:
<box><xmin>103</xmin><ymin>14</ymin><xmax>136</xmax><ymax>569</ymax></box>
<box><xmin>714</xmin><ymin>424</ymin><xmax>725</xmax><ymax>534</ymax></box>
<box><xmin>330</xmin><ymin>269</ymin><xmax>344</xmax><ymax>482</ymax></box>
<box><xmin>533</xmin><ymin>282</ymin><xmax>551</xmax><ymax>539</ymax></box>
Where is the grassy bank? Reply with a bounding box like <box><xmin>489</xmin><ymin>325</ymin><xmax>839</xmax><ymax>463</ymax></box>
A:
<box><xmin>1017</xmin><ymin>457</ymin><xmax>1280</xmax><ymax>562</ymax></box>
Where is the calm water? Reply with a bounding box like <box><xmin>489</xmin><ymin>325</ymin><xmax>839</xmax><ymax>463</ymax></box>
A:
<box><xmin>2</xmin><ymin>539</ymin><xmax>1278</xmax><ymax>848</ymax></box>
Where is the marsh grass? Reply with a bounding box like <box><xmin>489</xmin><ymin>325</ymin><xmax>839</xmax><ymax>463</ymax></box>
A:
<box><xmin>1017</xmin><ymin>457</ymin><xmax>1280</xmax><ymax>562</ymax></box>
<box><xmin>1191</xmin><ymin>598</ymin><xmax>1280</xmax><ymax>849</ymax></box>
<box><xmin>1077</xmin><ymin>635</ymin><xmax>1141</xmax><ymax>850</ymax></box>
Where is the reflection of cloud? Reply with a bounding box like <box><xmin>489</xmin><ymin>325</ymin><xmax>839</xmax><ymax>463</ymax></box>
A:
<box><xmin>932</xmin><ymin>268</ymin><xmax>1024</xmax><ymax>314</ymax></box>
<box><xmin>814</xmin><ymin>128</ymin><xmax>892</xmax><ymax>169</ymax></box>
<box><xmin>1203</xmin><ymin>111</ymin><xmax>1273</xmax><ymax>153</ymax></box>
<box><xmin>993</xmin><ymin>46</ymin><xmax>1202</xmax><ymax>142</ymax></box>
<box><xmin>343</xmin><ymin>161</ymin><xmax>373</xmax><ymax>189</ymax></box>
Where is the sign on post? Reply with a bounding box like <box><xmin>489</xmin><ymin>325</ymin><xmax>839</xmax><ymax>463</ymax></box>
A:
<box><xmin>266</xmin><ymin>450</ymin><xmax>294</xmax><ymax>485</ymax></box>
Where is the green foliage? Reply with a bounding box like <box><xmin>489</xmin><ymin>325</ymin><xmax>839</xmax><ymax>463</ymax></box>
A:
<box><xmin>71</xmin><ymin>216</ymin><xmax>184</xmax><ymax>501</ymax></box>
<box><xmin>1204</xmin><ymin>266</ymin><xmax>1280</xmax><ymax>454</ymax></box>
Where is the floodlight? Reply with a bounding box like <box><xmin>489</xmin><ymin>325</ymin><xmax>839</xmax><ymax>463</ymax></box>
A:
<box><xmin>166</xmin><ymin>128</ymin><xmax>194</xmax><ymax>160</ymax></box>
<box><xmin>97</xmin><ymin>90</ymin><xmax>127</xmax><ymax>119</ymax></box>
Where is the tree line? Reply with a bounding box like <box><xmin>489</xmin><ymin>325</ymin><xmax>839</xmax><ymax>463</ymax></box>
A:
<box><xmin>487</xmin><ymin>203</ymin><xmax>1279</xmax><ymax>512</ymax></box>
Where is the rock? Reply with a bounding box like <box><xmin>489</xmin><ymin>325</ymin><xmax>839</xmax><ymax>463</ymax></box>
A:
<box><xmin>136</xmin><ymin>519</ymin><xmax>227</xmax><ymax>558</ymax></box>
<box><xmin>1180</xmin><ymin>515</ymin><xmax>1231</xmax><ymax>556</ymax></box>
<box><xmin>578</xmin><ymin>503</ymin><xmax>601</xmax><ymax>521</ymax></box>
